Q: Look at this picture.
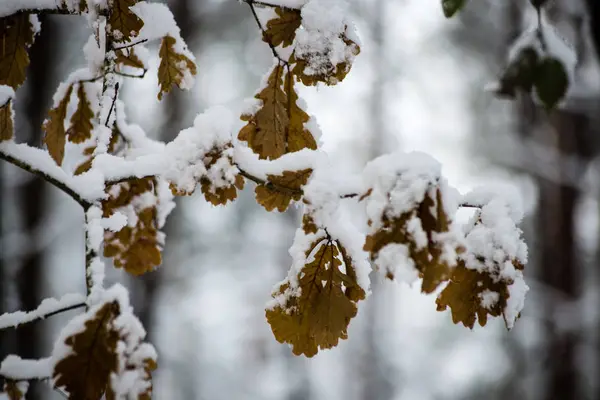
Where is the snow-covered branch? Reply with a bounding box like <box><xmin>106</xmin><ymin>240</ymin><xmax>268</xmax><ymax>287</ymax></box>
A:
<box><xmin>0</xmin><ymin>294</ymin><xmax>86</xmax><ymax>330</ymax></box>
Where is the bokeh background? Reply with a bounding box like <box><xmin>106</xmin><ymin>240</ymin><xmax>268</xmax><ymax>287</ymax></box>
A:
<box><xmin>2</xmin><ymin>0</ymin><xmax>600</xmax><ymax>399</ymax></box>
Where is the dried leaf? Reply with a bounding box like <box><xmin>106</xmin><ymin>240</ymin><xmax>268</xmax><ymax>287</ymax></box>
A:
<box><xmin>284</xmin><ymin>72</ymin><xmax>318</xmax><ymax>153</ymax></box>
<box><xmin>53</xmin><ymin>302</ymin><xmax>120</xmax><ymax>399</ymax></box>
<box><xmin>157</xmin><ymin>35</ymin><xmax>197</xmax><ymax>100</ymax></box>
<box><xmin>109</xmin><ymin>0</ymin><xmax>144</xmax><ymax>42</ymax></box>
<box><xmin>255</xmin><ymin>169</ymin><xmax>312</xmax><ymax>212</ymax></box>
<box><xmin>104</xmin><ymin>207</ymin><xmax>162</xmax><ymax>275</ymax></box>
<box><xmin>264</xmin><ymin>7</ymin><xmax>301</xmax><ymax>48</ymax></box>
<box><xmin>266</xmin><ymin>237</ymin><xmax>365</xmax><ymax>357</ymax></box>
<box><xmin>0</xmin><ymin>14</ymin><xmax>35</xmax><ymax>89</ymax></box>
<box><xmin>436</xmin><ymin>262</ymin><xmax>510</xmax><ymax>329</ymax></box>
<box><xmin>200</xmin><ymin>174</ymin><xmax>245</xmax><ymax>205</ymax></box>
<box><xmin>116</xmin><ymin>48</ymin><xmax>145</xmax><ymax>70</ymax></box>
<box><xmin>302</xmin><ymin>214</ymin><xmax>318</xmax><ymax>234</ymax></box>
<box><xmin>0</xmin><ymin>102</ymin><xmax>14</xmax><ymax>142</ymax></box>
<box><xmin>43</xmin><ymin>84</ymin><xmax>74</xmax><ymax>165</ymax></box>
<box><xmin>102</xmin><ymin>177</ymin><xmax>154</xmax><ymax>216</ymax></box>
<box><xmin>239</xmin><ymin>65</ymin><xmax>317</xmax><ymax>159</ymax></box>
<box><xmin>290</xmin><ymin>35</ymin><xmax>360</xmax><ymax>87</ymax></box>
<box><xmin>67</xmin><ymin>84</ymin><xmax>94</xmax><ymax>143</ymax></box>
<box><xmin>364</xmin><ymin>188</ymin><xmax>456</xmax><ymax>293</ymax></box>
<box><xmin>3</xmin><ymin>380</ymin><xmax>25</xmax><ymax>400</ymax></box>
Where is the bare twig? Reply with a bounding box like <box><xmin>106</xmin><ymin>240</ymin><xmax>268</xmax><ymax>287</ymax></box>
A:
<box><xmin>113</xmin><ymin>39</ymin><xmax>149</xmax><ymax>51</ymax></box>
<box><xmin>115</xmin><ymin>70</ymin><xmax>147</xmax><ymax>79</ymax></box>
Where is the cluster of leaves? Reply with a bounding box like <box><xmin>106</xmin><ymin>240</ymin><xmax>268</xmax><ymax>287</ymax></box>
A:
<box><xmin>494</xmin><ymin>46</ymin><xmax>569</xmax><ymax>110</ymax></box>
<box><xmin>267</xmin><ymin>226</ymin><xmax>366</xmax><ymax>357</ymax></box>
<box><xmin>0</xmin><ymin>0</ymin><xmax>536</xmax><ymax>397</ymax></box>
<box><xmin>443</xmin><ymin>0</ymin><xmax>572</xmax><ymax>109</ymax></box>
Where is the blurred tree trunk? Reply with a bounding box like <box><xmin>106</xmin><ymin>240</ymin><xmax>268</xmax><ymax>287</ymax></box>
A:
<box><xmin>14</xmin><ymin>15</ymin><xmax>60</xmax><ymax>400</ymax></box>
<box><xmin>135</xmin><ymin>0</ymin><xmax>197</xmax><ymax>343</ymax></box>
<box><xmin>359</xmin><ymin>0</ymin><xmax>396</xmax><ymax>399</ymax></box>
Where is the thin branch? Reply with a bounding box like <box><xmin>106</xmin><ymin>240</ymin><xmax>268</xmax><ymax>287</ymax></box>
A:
<box><xmin>0</xmin><ymin>303</ymin><xmax>86</xmax><ymax>330</ymax></box>
<box><xmin>115</xmin><ymin>70</ymin><xmax>147</xmax><ymax>79</ymax></box>
<box><xmin>243</xmin><ymin>0</ymin><xmax>300</xmax><ymax>10</ymax></box>
<box><xmin>104</xmin><ymin>82</ymin><xmax>120</xmax><ymax>127</ymax></box>
<box><xmin>113</xmin><ymin>39</ymin><xmax>149</xmax><ymax>51</ymax></box>
<box><xmin>0</xmin><ymin>151</ymin><xmax>92</xmax><ymax>209</ymax></box>
<box><xmin>459</xmin><ymin>202</ymin><xmax>483</xmax><ymax>208</ymax></box>
<box><xmin>244</xmin><ymin>0</ymin><xmax>289</xmax><ymax>65</ymax></box>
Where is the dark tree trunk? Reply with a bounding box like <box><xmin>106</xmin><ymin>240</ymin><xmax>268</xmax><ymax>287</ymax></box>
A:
<box><xmin>15</xmin><ymin>15</ymin><xmax>60</xmax><ymax>400</ymax></box>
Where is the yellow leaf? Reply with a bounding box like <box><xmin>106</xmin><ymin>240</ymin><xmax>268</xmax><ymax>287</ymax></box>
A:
<box><xmin>239</xmin><ymin>65</ymin><xmax>317</xmax><ymax>159</ymax></box>
<box><xmin>266</xmin><ymin>236</ymin><xmax>365</xmax><ymax>357</ymax></box>
<box><xmin>67</xmin><ymin>84</ymin><xmax>94</xmax><ymax>144</ymax></box>
<box><xmin>43</xmin><ymin>84</ymin><xmax>74</xmax><ymax>166</ymax></box>
<box><xmin>290</xmin><ymin>35</ymin><xmax>360</xmax><ymax>86</ymax></box>
<box><xmin>157</xmin><ymin>35</ymin><xmax>197</xmax><ymax>100</ymax></box>
<box><xmin>109</xmin><ymin>0</ymin><xmax>144</xmax><ymax>42</ymax></box>
<box><xmin>255</xmin><ymin>168</ymin><xmax>312</xmax><ymax>212</ymax></box>
<box><xmin>0</xmin><ymin>102</ymin><xmax>14</xmax><ymax>142</ymax></box>
<box><xmin>364</xmin><ymin>187</ymin><xmax>456</xmax><ymax>293</ymax></box>
<box><xmin>264</xmin><ymin>7</ymin><xmax>301</xmax><ymax>48</ymax></box>
<box><xmin>0</xmin><ymin>14</ymin><xmax>35</xmax><ymax>89</ymax></box>
<box><xmin>53</xmin><ymin>302</ymin><xmax>120</xmax><ymax>399</ymax></box>
<box><xmin>436</xmin><ymin>262</ymin><xmax>510</xmax><ymax>329</ymax></box>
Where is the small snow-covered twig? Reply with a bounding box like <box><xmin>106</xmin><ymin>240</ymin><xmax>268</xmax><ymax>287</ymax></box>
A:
<box><xmin>0</xmin><ymin>294</ymin><xmax>86</xmax><ymax>330</ymax></box>
<box><xmin>0</xmin><ymin>143</ymin><xmax>95</xmax><ymax>209</ymax></box>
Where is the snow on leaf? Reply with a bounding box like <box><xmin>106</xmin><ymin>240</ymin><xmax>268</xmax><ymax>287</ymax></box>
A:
<box><xmin>362</xmin><ymin>152</ymin><xmax>462</xmax><ymax>292</ymax></box>
<box><xmin>255</xmin><ymin>168</ymin><xmax>312</xmax><ymax>212</ymax></box>
<box><xmin>290</xmin><ymin>0</ymin><xmax>360</xmax><ymax>86</ymax></box>
<box><xmin>266</xmin><ymin>232</ymin><xmax>365</xmax><ymax>357</ymax></box>
<box><xmin>264</xmin><ymin>7</ymin><xmax>302</xmax><ymax>48</ymax></box>
<box><xmin>104</xmin><ymin>206</ymin><xmax>162</xmax><ymax>276</ymax></box>
<box><xmin>52</xmin><ymin>285</ymin><xmax>156</xmax><ymax>399</ymax></box>
<box><xmin>52</xmin><ymin>301</ymin><xmax>120</xmax><ymax>399</ymax></box>
<box><xmin>0</xmin><ymin>102</ymin><xmax>14</xmax><ymax>142</ymax></box>
<box><xmin>67</xmin><ymin>84</ymin><xmax>94</xmax><ymax>144</ymax></box>
<box><xmin>157</xmin><ymin>35</ymin><xmax>197</xmax><ymax>100</ymax></box>
<box><xmin>437</xmin><ymin>195</ymin><xmax>528</xmax><ymax>330</ymax></box>
<box><xmin>109</xmin><ymin>0</ymin><xmax>144</xmax><ymax>43</ymax></box>
<box><xmin>239</xmin><ymin>65</ymin><xmax>317</xmax><ymax>160</ymax></box>
<box><xmin>0</xmin><ymin>14</ymin><xmax>35</xmax><ymax>90</ymax></box>
<box><xmin>43</xmin><ymin>84</ymin><xmax>74</xmax><ymax>166</ymax></box>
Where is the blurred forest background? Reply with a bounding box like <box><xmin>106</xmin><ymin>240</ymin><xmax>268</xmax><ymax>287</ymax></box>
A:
<box><xmin>2</xmin><ymin>0</ymin><xmax>600</xmax><ymax>399</ymax></box>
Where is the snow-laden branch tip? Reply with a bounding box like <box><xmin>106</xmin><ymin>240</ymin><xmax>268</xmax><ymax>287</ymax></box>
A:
<box><xmin>0</xmin><ymin>293</ymin><xmax>86</xmax><ymax>330</ymax></box>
